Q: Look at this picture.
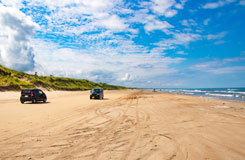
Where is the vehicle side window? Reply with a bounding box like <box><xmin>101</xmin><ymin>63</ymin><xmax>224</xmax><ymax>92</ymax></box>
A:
<box><xmin>39</xmin><ymin>90</ymin><xmax>43</xmax><ymax>95</ymax></box>
<box><xmin>34</xmin><ymin>90</ymin><xmax>39</xmax><ymax>95</ymax></box>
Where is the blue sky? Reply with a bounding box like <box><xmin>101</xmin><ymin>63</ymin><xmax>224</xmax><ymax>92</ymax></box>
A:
<box><xmin>0</xmin><ymin>0</ymin><xmax>245</xmax><ymax>88</ymax></box>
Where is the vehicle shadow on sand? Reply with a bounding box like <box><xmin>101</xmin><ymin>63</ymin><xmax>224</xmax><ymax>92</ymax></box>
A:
<box><xmin>24</xmin><ymin>102</ymin><xmax>51</xmax><ymax>104</ymax></box>
<box><xmin>90</xmin><ymin>98</ymin><xmax>109</xmax><ymax>100</ymax></box>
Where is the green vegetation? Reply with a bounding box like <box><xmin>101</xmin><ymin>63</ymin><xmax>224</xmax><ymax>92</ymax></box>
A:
<box><xmin>0</xmin><ymin>65</ymin><xmax>128</xmax><ymax>91</ymax></box>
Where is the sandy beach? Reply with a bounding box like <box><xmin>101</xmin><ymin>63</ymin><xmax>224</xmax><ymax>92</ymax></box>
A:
<box><xmin>0</xmin><ymin>89</ymin><xmax>245</xmax><ymax>160</ymax></box>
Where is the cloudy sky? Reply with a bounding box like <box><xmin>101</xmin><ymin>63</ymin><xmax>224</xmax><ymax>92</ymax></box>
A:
<box><xmin>0</xmin><ymin>0</ymin><xmax>245</xmax><ymax>88</ymax></box>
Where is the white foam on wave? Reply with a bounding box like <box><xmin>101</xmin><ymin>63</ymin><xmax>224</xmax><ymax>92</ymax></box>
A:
<box><xmin>228</xmin><ymin>89</ymin><xmax>239</xmax><ymax>91</ymax></box>
<box><xmin>234</xmin><ymin>95</ymin><xmax>240</xmax><ymax>98</ymax></box>
<box><xmin>192</xmin><ymin>90</ymin><xmax>206</xmax><ymax>93</ymax></box>
<box><xmin>211</xmin><ymin>90</ymin><xmax>245</xmax><ymax>94</ymax></box>
<box><xmin>180</xmin><ymin>90</ymin><xmax>207</xmax><ymax>93</ymax></box>
<box><xmin>205</xmin><ymin>93</ymin><xmax>233</xmax><ymax>97</ymax></box>
<box><xmin>184</xmin><ymin>92</ymin><xmax>194</xmax><ymax>95</ymax></box>
<box><xmin>228</xmin><ymin>91</ymin><xmax>245</xmax><ymax>94</ymax></box>
<box><xmin>162</xmin><ymin>88</ymin><xmax>245</xmax><ymax>101</ymax></box>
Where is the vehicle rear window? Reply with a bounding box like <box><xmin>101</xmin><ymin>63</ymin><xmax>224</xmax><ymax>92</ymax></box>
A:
<box><xmin>92</xmin><ymin>89</ymin><xmax>102</xmax><ymax>93</ymax></box>
<box><xmin>22</xmin><ymin>90</ymin><xmax>31</xmax><ymax>94</ymax></box>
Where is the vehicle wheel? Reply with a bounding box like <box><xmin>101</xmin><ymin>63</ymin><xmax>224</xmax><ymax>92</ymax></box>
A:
<box><xmin>21</xmin><ymin>100</ymin><xmax>24</xmax><ymax>104</ymax></box>
<box><xmin>32</xmin><ymin>99</ymin><xmax>36</xmax><ymax>104</ymax></box>
<box><xmin>43</xmin><ymin>99</ymin><xmax>46</xmax><ymax>103</ymax></box>
<box><xmin>102</xmin><ymin>96</ymin><xmax>104</xmax><ymax>100</ymax></box>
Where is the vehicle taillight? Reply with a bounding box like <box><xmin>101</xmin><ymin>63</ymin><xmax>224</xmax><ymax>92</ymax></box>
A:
<box><xmin>31</xmin><ymin>91</ymin><xmax>34</xmax><ymax>96</ymax></box>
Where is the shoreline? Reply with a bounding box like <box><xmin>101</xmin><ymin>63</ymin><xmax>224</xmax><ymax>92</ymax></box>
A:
<box><xmin>148</xmin><ymin>88</ymin><xmax>245</xmax><ymax>102</ymax></box>
<box><xmin>163</xmin><ymin>91</ymin><xmax>245</xmax><ymax>102</ymax></box>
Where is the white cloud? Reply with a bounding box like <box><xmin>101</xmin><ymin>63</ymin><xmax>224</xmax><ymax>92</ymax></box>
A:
<box><xmin>137</xmin><ymin>0</ymin><xmax>186</xmax><ymax>18</ymax></box>
<box><xmin>176</xmin><ymin>51</ymin><xmax>188</xmax><ymax>55</ymax></box>
<box><xmin>81</xmin><ymin>0</ymin><xmax>116</xmax><ymax>10</ymax></box>
<box><xmin>118</xmin><ymin>73</ymin><xmax>135</xmax><ymax>81</ymax></box>
<box><xmin>190</xmin><ymin>57</ymin><xmax>245</xmax><ymax>74</ymax></box>
<box><xmin>171</xmin><ymin>33</ymin><xmax>201</xmax><ymax>44</ymax></box>
<box><xmin>202</xmin><ymin>0</ymin><xmax>236</xmax><ymax>9</ymax></box>
<box><xmin>239</xmin><ymin>0</ymin><xmax>245</xmax><ymax>5</ymax></box>
<box><xmin>129</xmin><ymin>9</ymin><xmax>149</xmax><ymax>24</ymax></box>
<box><xmin>223</xmin><ymin>57</ymin><xmax>245</xmax><ymax>62</ymax></box>
<box><xmin>175</xmin><ymin>0</ymin><xmax>188</xmax><ymax>9</ymax></box>
<box><xmin>150</xmin><ymin>47</ymin><xmax>168</xmax><ymax>55</ymax></box>
<box><xmin>1</xmin><ymin>0</ymin><xmax>184</xmax><ymax>37</ymax></box>
<box><xmin>99</xmin><ymin>15</ymin><xmax>128</xmax><ymax>31</ymax></box>
<box><xmin>181</xmin><ymin>19</ymin><xmax>197</xmax><ymax>27</ymax></box>
<box><xmin>0</xmin><ymin>4</ymin><xmax>39</xmax><ymax>71</ymax></box>
<box><xmin>203</xmin><ymin>18</ymin><xmax>210</xmax><ymax>25</ymax></box>
<box><xmin>6</xmin><ymin>0</ymin><xmax>131</xmax><ymax>35</ymax></box>
<box><xmin>151</xmin><ymin>32</ymin><xmax>201</xmax><ymax>56</ymax></box>
<box><xmin>196</xmin><ymin>66</ymin><xmax>245</xmax><ymax>74</ymax></box>
<box><xmin>0</xmin><ymin>0</ymin><xmax>24</xmax><ymax>8</ymax></box>
<box><xmin>31</xmin><ymin>39</ymin><xmax>184</xmax><ymax>86</ymax></box>
<box><xmin>214</xmin><ymin>40</ymin><xmax>226</xmax><ymax>45</ymax></box>
<box><xmin>25</xmin><ymin>0</ymin><xmax>117</xmax><ymax>11</ymax></box>
<box><xmin>151</xmin><ymin>0</ymin><xmax>178</xmax><ymax>17</ymax></box>
<box><xmin>151</xmin><ymin>0</ymin><xmax>175</xmax><ymax>14</ymax></box>
<box><xmin>155</xmin><ymin>32</ymin><xmax>201</xmax><ymax>49</ymax></box>
<box><xmin>129</xmin><ymin>10</ymin><xmax>174</xmax><ymax>33</ymax></box>
<box><xmin>181</xmin><ymin>20</ymin><xmax>189</xmax><ymax>26</ymax></box>
<box><xmin>0</xmin><ymin>0</ymin><xmax>188</xmax><ymax>36</ymax></box>
<box><xmin>144</xmin><ymin>19</ymin><xmax>173</xmax><ymax>33</ymax></box>
<box><xmin>206</xmin><ymin>31</ymin><xmax>227</xmax><ymax>40</ymax></box>
<box><xmin>164</xmin><ymin>9</ymin><xmax>178</xmax><ymax>17</ymax></box>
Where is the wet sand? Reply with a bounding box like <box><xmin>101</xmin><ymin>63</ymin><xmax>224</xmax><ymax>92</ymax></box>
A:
<box><xmin>0</xmin><ymin>90</ymin><xmax>245</xmax><ymax>160</ymax></box>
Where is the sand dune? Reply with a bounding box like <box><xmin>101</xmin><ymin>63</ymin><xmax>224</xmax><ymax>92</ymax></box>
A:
<box><xmin>0</xmin><ymin>90</ymin><xmax>245</xmax><ymax>160</ymax></box>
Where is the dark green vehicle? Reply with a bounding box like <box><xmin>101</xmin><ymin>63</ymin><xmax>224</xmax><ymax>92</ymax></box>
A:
<box><xmin>90</xmin><ymin>88</ymin><xmax>104</xmax><ymax>100</ymax></box>
<box><xmin>20</xmin><ymin>89</ymin><xmax>47</xmax><ymax>104</ymax></box>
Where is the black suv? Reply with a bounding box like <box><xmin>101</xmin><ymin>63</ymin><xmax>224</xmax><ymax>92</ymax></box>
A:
<box><xmin>20</xmin><ymin>89</ymin><xmax>47</xmax><ymax>104</ymax></box>
<box><xmin>90</xmin><ymin>88</ymin><xmax>104</xmax><ymax>99</ymax></box>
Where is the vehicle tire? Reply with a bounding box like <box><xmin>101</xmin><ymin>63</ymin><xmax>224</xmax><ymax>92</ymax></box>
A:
<box><xmin>21</xmin><ymin>100</ymin><xmax>24</xmax><ymax>104</ymax></box>
<box><xmin>43</xmin><ymin>99</ymin><xmax>46</xmax><ymax>103</ymax></box>
<box><xmin>32</xmin><ymin>98</ymin><xmax>36</xmax><ymax>104</ymax></box>
<box><xmin>102</xmin><ymin>96</ymin><xmax>104</xmax><ymax>100</ymax></box>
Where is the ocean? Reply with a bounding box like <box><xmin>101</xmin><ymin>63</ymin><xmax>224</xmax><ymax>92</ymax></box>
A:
<box><xmin>152</xmin><ymin>88</ymin><xmax>245</xmax><ymax>102</ymax></box>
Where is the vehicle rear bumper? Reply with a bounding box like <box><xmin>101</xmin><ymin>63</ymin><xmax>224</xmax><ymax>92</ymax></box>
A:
<box><xmin>20</xmin><ymin>97</ymin><xmax>34</xmax><ymax>102</ymax></box>
<box><xmin>90</xmin><ymin>94</ymin><xmax>100</xmax><ymax>99</ymax></box>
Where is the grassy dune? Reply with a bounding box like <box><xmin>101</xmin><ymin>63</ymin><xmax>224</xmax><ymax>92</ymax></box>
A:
<box><xmin>0</xmin><ymin>65</ymin><xmax>127</xmax><ymax>91</ymax></box>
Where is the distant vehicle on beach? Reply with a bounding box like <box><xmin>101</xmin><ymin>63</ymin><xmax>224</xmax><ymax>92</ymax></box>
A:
<box><xmin>20</xmin><ymin>89</ymin><xmax>47</xmax><ymax>104</ymax></box>
<box><xmin>90</xmin><ymin>88</ymin><xmax>104</xmax><ymax>100</ymax></box>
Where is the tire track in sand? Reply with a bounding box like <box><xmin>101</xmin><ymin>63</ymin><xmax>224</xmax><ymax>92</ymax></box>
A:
<box><xmin>54</xmin><ymin>93</ymin><xmax>136</xmax><ymax>159</ymax></box>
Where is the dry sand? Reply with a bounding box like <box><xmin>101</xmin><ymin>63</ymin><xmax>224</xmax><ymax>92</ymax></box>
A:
<box><xmin>0</xmin><ymin>89</ymin><xmax>245</xmax><ymax>160</ymax></box>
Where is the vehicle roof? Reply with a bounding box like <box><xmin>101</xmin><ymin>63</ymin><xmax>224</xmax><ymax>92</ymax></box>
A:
<box><xmin>92</xmin><ymin>88</ymin><xmax>103</xmax><ymax>89</ymax></box>
<box><xmin>21</xmin><ymin>88</ymin><xmax>40</xmax><ymax>91</ymax></box>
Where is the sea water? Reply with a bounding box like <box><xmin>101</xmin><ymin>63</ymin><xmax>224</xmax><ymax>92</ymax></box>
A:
<box><xmin>154</xmin><ymin>88</ymin><xmax>245</xmax><ymax>102</ymax></box>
